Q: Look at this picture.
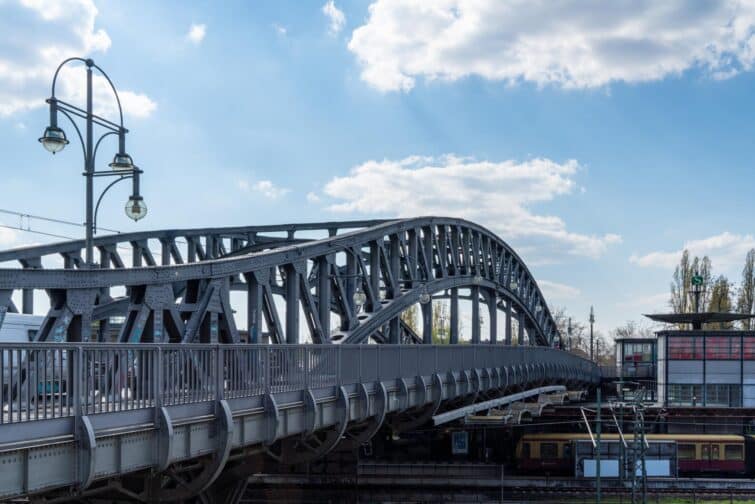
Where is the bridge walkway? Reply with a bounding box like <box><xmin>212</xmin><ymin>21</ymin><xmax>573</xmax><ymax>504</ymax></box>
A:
<box><xmin>0</xmin><ymin>342</ymin><xmax>597</xmax><ymax>501</ymax></box>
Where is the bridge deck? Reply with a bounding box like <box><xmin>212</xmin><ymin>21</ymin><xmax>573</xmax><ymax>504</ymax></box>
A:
<box><xmin>0</xmin><ymin>342</ymin><xmax>597</xmax><ymax>500</ymax></box>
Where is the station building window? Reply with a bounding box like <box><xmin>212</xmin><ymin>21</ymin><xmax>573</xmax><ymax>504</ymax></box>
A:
<box><xmin>623</xmin><ymin>343</ymin><xmax>654</xmax><ymax>363</ymax></box>
<box><xmin>668</xmin><ymin>384</ymin><xmax>703</xmax><ymax>406</ymax></box>
<box><xmin>744</xmin><ymin>337</ymin><xmax>755</xmax><ymax>359</ymax></box>
<box><xmin>705</xmin><ymin>336</ymin><xmax>741</xmax><ymax>360</ymax></box>
<box><xmin>705</xmin><ymin>384</ymin><xmax>742</xmax><ymax>407</ymax></box>
<box><xmin>668</xmin><ymin>337</ymin><xmax>703</xmax><ymax>360</ymax></box>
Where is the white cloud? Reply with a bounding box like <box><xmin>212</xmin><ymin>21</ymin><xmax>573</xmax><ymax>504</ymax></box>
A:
<box><xmin>273</xmin><ymin>23</ymin><xmax>287</xmax><ymax>36</ymax></box>
<box><xmin>616</xmin><ymin>292</ymin><xmax>669</xmax><ymax>311</ymax></box>
<box><xmin>321</xmin><ymin>155</ymin><xmax>620</xmax><ymax>259</ymax></box>
<box><xmin>186</xmin><ymin>23</ymin><xmax>206</xmax><ymax>45</ymax></box>
<box><xmin>238</xmin><ymin>179</ymin><xmax>290</xmax><ymax>200</ymax></box>
<box><xmin>348</xmin><ymin>0</ymin><xmax>755</xmax><ymax>92</ymax></box>
<box><xmin>539</xmin><ymin>280</ymin><xmax>581</xmax><ymax>301</ymax></box>
<box><xmin>630</xmin><ymin>232</ymin><xmax>755</xmax><ymax>270</ymax></box>
<box><xmin>0</xmin><ymin>225</ymin><xmax>17</xmax><ymax>246</ymax></box>
<box><xmin>322</xmin><ymin>0</ymin><xmax>346</xmax><ymax>36</ymax></box>
<box><xmin>306</xmin><ymin>192</ymin><xmax>321</xmax><ymax>204</ymax></box>
<box><xmin>0</xmin><ymin>0</ymin><xmax>156</xmax><ymax>118</ymax></box>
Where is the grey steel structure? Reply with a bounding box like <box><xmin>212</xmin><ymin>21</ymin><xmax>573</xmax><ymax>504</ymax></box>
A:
<box><xmin>0</xmin><ymin>217</ymin><xmax>599</xmax><ymax>501</ymax></box>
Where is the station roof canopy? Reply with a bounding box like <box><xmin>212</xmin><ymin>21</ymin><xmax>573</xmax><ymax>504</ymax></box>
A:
<box><xmin>644</xmin><ymin>312</ymin><xmax>755</xmax><ymax>330</ymax></box>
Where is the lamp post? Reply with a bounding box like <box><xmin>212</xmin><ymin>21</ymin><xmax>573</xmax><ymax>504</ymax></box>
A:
<box><xmin>38</xmin><ymin>58</ymin><xmax>146</xmax><ymax>267</ymax></box>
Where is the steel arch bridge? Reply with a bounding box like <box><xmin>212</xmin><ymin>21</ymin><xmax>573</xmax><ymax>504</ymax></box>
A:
<box><xmin>0</xmin><ymin>217</ymin><xmax>598</xmax><ymax>502</ymax></box>
<box><xmin>0</xmin><ymin>217</ymin><xmax>560</xmax><ymax>347</ymax></box>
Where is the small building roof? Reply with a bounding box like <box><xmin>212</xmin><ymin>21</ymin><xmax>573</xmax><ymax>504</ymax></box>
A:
<box><xmin>643</xmin><ymin>312</ymin><xmax>755</xmax><ymax>330</ymax></box>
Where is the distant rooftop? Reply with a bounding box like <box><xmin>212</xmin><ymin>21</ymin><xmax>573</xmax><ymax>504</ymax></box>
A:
<box><xmin>644</xmin><ymin>312</ymin><xmax>755</xmax><ymax>330</ymax></box>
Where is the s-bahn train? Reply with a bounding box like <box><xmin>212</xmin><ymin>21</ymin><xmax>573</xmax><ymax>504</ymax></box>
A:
<box><xmin>516</xmin><ymin>433</ymin><xmax>754</xmax><ymax>476</ymax></box>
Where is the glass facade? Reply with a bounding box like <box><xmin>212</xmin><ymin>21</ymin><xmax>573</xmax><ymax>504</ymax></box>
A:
<box><xmin>667</xmin><ymin>384</ymin><xmax>703</xmax><ymax>406</ymax></box>
<box><xmin>660</xmin><ymin>331</ymin><xmax>755</xmax><ymax>408</ymax></box>
<box><xmin>705</xmin><ymin>384</ymin><xmax>742</xmax><ymax>407</ymax></box>
<box><xmin>668</xmin><ymin>336</ymin><xmax>703</xmax><ymax>360</ymax></box>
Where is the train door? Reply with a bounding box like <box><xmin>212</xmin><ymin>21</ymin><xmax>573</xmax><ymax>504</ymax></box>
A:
<box><xmin>701</xmin><ymin>444</ymin><xmax>711</xmax><ymax>472</ymax></box>
<box><xmin>701</xmin><ymin>443</ymin><xmax>720</xmax><ymax>472</ymax></box>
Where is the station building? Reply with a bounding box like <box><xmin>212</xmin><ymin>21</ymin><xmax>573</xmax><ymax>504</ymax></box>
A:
<box><xmin>640</xmin><ymin>313</ymin><xmax>755</xmax><ymax>409</ymax></box>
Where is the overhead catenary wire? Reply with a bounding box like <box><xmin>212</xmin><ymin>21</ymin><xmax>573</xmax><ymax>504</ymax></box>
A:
<box><xmin>0</xmin><ymin>207</ymin><xmax>121</xmax><ymax>234</ymax></box>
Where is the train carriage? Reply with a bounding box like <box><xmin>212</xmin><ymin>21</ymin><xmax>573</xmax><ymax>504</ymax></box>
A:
<box><xmin>517</xmin><ymin>433</ymin><xmax>746</xmax><ymax>476</ymax></box>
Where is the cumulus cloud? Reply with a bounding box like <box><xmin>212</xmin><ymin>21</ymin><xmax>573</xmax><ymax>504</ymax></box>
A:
<box><xmin>306</xmin><ymin>192</ymin><xmax>321</xmax><ymax>204</ymax></box>
<box><xmin>630</xmin><ymin>232</ymin><xmax>755</xmax><ymax>270</ymax></box>
<box><xmin>0</xmin><ymin>0</ymin><xmax>156</xmax><ymax>118</ymax></box>
<box><xmin>186</xmin><ymin>23</ymin><xmax>206</xmax><ymax>45</ymax></box>
<box><xmin>348</xmin><ymin>0</ymin><xmax>755</xmax><ymax>92</ymax></box>
<box><xmin>322</xmin><ymin>0</ymin><xmax>346</xmax><ymax>36</ymax></box>
<box><xmin>321</xmin><ymin>155</ymin><xmax>620</xmax><ymax>259</ymax></box>
<box><xmin>616</xmin><ymin>292</ymin><xmax>670</xmax><ymax>311</ymax></box>
<box><xmin>238</xmin><ymin>179</ymin><xmax>290</xmax><ymax>200</ymax></box>
<box><xmin>0</xmin><ymin>225</ymin><xmax>17</xmax><ymax>246</ymax></box>
<box><xmin>538</xmin><ymin>280</ymin><xmax>581</xmax><ymax>301</ymax></box>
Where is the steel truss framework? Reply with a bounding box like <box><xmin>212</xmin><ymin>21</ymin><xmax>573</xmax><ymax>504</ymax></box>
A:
<box><xmin>0</xmin><ymin>217</ymin><xmax>591</xmax><ymax>502</ymax></box>
<box><xmin>0</xmin><ymin>217</ymin><xmax>560</xmax><ymax>347</ymax></box>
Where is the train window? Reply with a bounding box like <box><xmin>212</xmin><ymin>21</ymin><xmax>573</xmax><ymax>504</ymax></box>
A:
<box><xmin>563</xmin><ymin>444</ymin><xmax>572</xmax><ymax>460</ymax></box>
<box><xmin>725</xmin><ymin>444</ymin><xmax>743</xmax><ymax>460</ymax></box>
<box><xmin>540</xmin><ymin>443</ymin><xmax>558</xmax><ymax>459</ymax></box>
<box><xmin>711</xmin><ymin>445</ymin><xmax>720</xmax><ymax>460</ymax></box>
<box><xmin>522</xmin><ymin>443</ymin><xmax>530</xmax><ymax>459</ymax></box>
<box><xmin>702</xmin><ymin>444</ymin><xmax>710</xmax><ymax>460</ymax></box>
<box><xmin>678</xmin><ymin>444</ymin><xmax>695</xmax><ymax>460</ymax></box>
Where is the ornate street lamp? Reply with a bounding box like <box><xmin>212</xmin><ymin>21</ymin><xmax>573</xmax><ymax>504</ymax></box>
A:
<box><xmin>39</xmin><ymin>57</ymin><xmax>146</xmax><ymax>267</ymax></box>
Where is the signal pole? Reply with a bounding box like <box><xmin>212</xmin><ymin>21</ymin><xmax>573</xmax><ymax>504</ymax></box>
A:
<box><xmin>589</xmin><ymin>306</ymin><xmax>595</xmax><ymax>361</ymax></box>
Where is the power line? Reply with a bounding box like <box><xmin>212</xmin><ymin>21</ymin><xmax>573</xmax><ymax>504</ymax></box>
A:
<box><xmin>0</xmin><ymin>208</ymin><xmax>121</xmax><ymax>234</ymax></box>
<box><xmin>0</xmin><ymin>223</ymin><xmax>78</xmax><ymax>241</ymax></box>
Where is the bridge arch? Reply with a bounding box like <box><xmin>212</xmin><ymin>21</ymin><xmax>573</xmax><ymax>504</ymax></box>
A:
<box><xmin>0</xmin><ymin>217</ymin><xmax>562</xmax><ymax>347</ymax></box>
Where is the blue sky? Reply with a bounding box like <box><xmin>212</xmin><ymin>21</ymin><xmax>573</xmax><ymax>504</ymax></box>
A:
<box><xmin>3</xmin><ymin>0</ymin><xmax>755</xmax><ymax>335</ymax></box>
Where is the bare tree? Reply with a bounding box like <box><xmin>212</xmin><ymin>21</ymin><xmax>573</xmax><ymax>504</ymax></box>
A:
<box><xmin>708</xmin><ymin>275</ymin><xmax>732</xmax><ymax>328</ymax></box>
<box><xmin>737</xmin><ymin>249</ymin><xmax>755</xmax><ymax>330</ymax></box>
<box><xmin>670</xmin><ymin>250</ymin><xmax>713</xmax><ymax>316</ymax></box>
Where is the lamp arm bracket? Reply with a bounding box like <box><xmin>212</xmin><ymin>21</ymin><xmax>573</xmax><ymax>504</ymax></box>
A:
<box><xmin>93</xmin><ymin>175</ymin><xmax>132</xmax><ymax>234</ymax></box>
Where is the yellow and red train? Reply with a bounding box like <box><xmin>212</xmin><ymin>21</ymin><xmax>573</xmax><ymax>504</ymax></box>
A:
<box><xmin>516</xmin><ymin>433</ymin><xmax>749</xmax><ymax>476</ymax></box>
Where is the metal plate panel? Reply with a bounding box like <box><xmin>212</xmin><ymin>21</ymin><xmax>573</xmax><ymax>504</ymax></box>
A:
<box><xmin>27</xmin><ymin>444</ymin><xmax>76</xmax><ymax>494</ymax></box>
<box><xmin>120</xmin><ymin>431</ymin><xmax>154</xmax><ymax>473</ymax></box>
<box><xmin>189</xmin><ymin>423</ymin><xmax>215</xmax><ymax>457</ymax></box>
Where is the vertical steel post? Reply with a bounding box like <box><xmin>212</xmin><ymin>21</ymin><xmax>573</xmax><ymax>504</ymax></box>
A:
<box><xmin>488</xmin><ymin>290</ymin><xmax>497</xmax><ymax>344</ymax></box>
<box><xmin>285</xmin><ymin>265</ymin><xmax>300</xmax><ymax>344</ymax></box>
<box><xmin>247</xmin><ymin>274</ymin><xmax>262</xmax><ymax>344</ymax></box>
<box><xmin>317</xmin><ymin>257</ymin><xmax>331</xmax><ymax>338</ymax></box>
<box><xmin>505</xmin><ymin>300</ymin><xmax>512</xmax><ymax>345</ymax></box>
<box><xmin>84</xmin><ymin>61</ymin><xmax>94</xmax><ymax>267</ymax></box>
<box><xmin>471</xmin><ymin>286</ymin><xmax>480</xmax><ymax>344</ymax></box>
<box><xmin>422</xmin><ymin>298</ymin><xmax>433</xmax><ymax>344</ymax></box>
<box><xmin>450</xmin><ymin>288</ymin><xmax>459</xmax><ymax>344</ymax></box>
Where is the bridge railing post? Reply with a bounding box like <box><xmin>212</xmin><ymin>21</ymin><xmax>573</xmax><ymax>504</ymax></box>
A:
<box><xmin>305</xmin><ymin>346</ymin><xmax>310</xmax><ymax>390</ymax></box>
<box><xmin>155</xmin><ymin>346</ymin><xmax>163</xmax><ymax>410</ymax></box>
<box><xmin>337</xmin><ymin>345</ymin><xmax>342</xmax><ymax>386</ymax></box>
<box><xmin>216</xmin><ymin>345</ymin><xmax>224</xmax><ymax>401</ymax></box>
<box><xmin>73</xmin><ymin>345</ymin><xmax>83</xmax><ymax>422</ymax></box>
<box><xmin>264</xmin><ymin>346</ymin><xmax>270</xmax><ymax>395</ymax></box>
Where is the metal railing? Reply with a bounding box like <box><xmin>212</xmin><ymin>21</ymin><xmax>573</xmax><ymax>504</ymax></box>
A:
<box><xmin>0</xmin><ymin>343</ymin><xmax>598</xmax><ymax>425</ymax></box>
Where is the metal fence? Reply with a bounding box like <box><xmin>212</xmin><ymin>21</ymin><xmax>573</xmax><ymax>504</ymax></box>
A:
<box><xmin>0</xmin><ymin>343</ymin><xmax>597</xmax><ymax>425</ymax></box>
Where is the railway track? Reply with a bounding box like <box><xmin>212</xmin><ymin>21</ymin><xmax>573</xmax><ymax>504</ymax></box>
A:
<box><xmin>247</xmin><ymin>473</ymin><xmax>755</xmax><ymax>502</ymax></box>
